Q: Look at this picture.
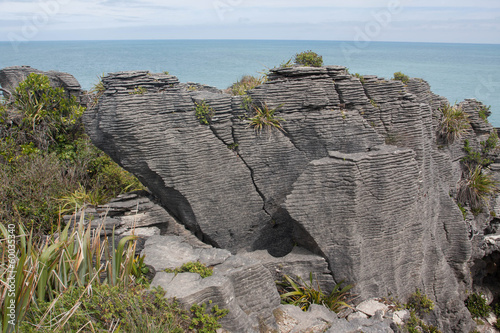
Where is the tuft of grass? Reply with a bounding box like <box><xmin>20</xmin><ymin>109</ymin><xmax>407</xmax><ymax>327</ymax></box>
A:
<box><xmin>165</xmin><ymin>262</ymin><xmax>213</xmax><ymax>279</ymax></box>
<box><xmin>393</xmin><ymin>71</ymin><xmax>410</xmax><ymax>84</ymax></box>
<box><xmin>354</xmin><ymin>73</ymin><xmax>365</xmax><ymax>84</ymax></box>
<box><xmin>437</xmin><ymin>103</ymin><xmax>470</xmax><ymax>144</ymax></box>
<box><xmin>457</xmin><ymin>165</ymin><xmax>498</xmax><ymax>211</ymax></box>
<box><xmin>294</xmin><ymin>50</ymin><xmax>323</xmax><ymax>67</ymax></box>
<box><xmin>228</xmin><ymin>75</ymin><xmax>266</xmax><ymax>96</ymax></box>
<box><xmin>247</xmin><ymin>103</ymin><xmax>285</xmax><ymax>134</ymax></box>
<box><xmin>194</xmin><ymin>100</ymin><xmax>215</xmax><ymax>125</ymax></box>
<box><xmin>277</xmin><ymin>273</ymin><xmax>354</xmax><ymax>313</ymax></box>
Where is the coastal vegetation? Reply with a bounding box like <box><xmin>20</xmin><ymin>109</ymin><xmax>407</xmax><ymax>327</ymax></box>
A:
<box><xmin>277</xmin><ymin>273</ymin><xmax>353</xmax><ymax>313</ymax></box>
<box><xmin>227</xmin><ymin>75</ymin><xmax>266</xmax><ymax>96</ymax></box>
<box><xmin>0</xmin><ymin>74</ymin><xmax>226</xmax><ymax>332</ymax></box>
<box><xmin>437</xmin><ymin>103</ymin><xmax>470</xmax><ymax>143</ymax></box>
<box><xmin>393</xmin><ymin>71</ymin><xmax>410</xmax><ymax>84</ymax></box>
<box><xmin>165</xmin><ymin>262</ymin><xmax>213</xmax><ymax>278</ymax></box>
<box><xmin>0</xmin><ymin>73</ymin><xmax>143</xmax><ymax>235</ymax></box>
<box><xmin>247</xmin><ymin>102</ymin><xmax>285</xmax><ymax>134</ymax></box>
<box><xmin>294</xmin><ymin>50</ymin><xmax>323</xmax><ymax>67</ymax></box>
<box><xmin>194</xmin><ymin>100</ymin><xmax>215</xmax><ymax>125</ymax></box>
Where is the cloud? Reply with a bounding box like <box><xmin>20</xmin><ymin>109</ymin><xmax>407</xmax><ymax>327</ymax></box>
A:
<box><xmin>0</xmin><ymin>0</ymin><xmax>499</xmax><ymax>43</ymax></box>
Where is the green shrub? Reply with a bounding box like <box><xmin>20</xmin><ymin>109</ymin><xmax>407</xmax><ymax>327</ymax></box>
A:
<box><xmin>277</xmin><ymin>273</ymin><xmax>353</xmax><ymax>312</ymax></box>
<box><xmin>478</xmin><ymin>105</ymin><xmax>491</xmax><ymax>122</ymax></box>
<box><xmin>406</xmin><ymin>289</ymin><xmax>434</xmax><ymax>315</ymax></box>
<box><xmin>247</xmin><ymin>103</ymin><xmax>285</xmax><ymax>134</ymax></box>
<box><xmin>393</xmin><ymin>71</ymin><xmax>410</xmax><ymax>84</ymax></box>
<box><xmin>437</xmin><ymin>103</ymin><xmax>470</xmax><ymax>143</ymax></box>
<box><xmin>195</xmin><ymin>100</ymin><xmax>215</xmax><ymax>125</ymax></box>
<box><xmin>465</xmin><ymin>293</ymin><xmax>491</xmax><ymax>318</ymax></box>
<box><xmin>462</xmin><ymin>139</ymin><xmax>493</xmax><ymax>168</ymax></box>
<box><xmin>228</xmin><ymin>75</ymin><xmax>266</xmax><ymax>96</ymax></box>
<box><xmin>188</xmin><ymin>301</ymin><xmax>228</xmax><ymax>332</ymax></box>
<box><xmin>165</xmin><ymin>261</ymin><xmax>213</xmax><ymax>278</ymax></box>
<box><xmin>0</xmin><ymin>74</ymin><xmax>144</xmax><ymax>233</ymax></box>
<box><xmin>294</xmin><ymin>51</ymin><xmax>323</xmax><ymax>67</ymax></box>
<box><xmin>404</xmin><ymin>311</ymin><xmax>442</xmax><ymax>333</ymax></box>
<box><xmin>481</xmin><ymin>130</ymin><xmax>499</xmax><ymax>155</ymax></box>
<box><xmin>19</xmin><ymin>284</ymin><xmax>225</xmax><ymax>333</ymax></box>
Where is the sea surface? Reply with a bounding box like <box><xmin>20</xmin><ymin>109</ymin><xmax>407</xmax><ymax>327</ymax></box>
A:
<box><xmin>1</xmin><ymin>39</ymin><xmax>499</xmax><ymax>125</ymax></box>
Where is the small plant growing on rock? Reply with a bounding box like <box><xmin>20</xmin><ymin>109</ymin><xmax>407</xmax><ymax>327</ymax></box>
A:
<box><xmin>279</xmin><ymin>58</ymin><xmax>293</xmax><ymax>68</ymax></box>
<box><xmin>228</xmin><ymin>75</ymin><xmax>266</xmax><ymax>96</ymax></box>
<box><xmin>129</xmin><ymin>86</ymin><xmax>147</xmax><ymax>95</ymax></box>
<box><xmin>457</xmin><ymin>165</ymin><xmax>498</xmax><ymax>212</ymax></box>
<box><xmin>465</xmin><ymin>293</ymin><xmax>491</xmax><ymax>318</ymax></box>
<box><xmin>189</xmin><ymin>302</ymin><xmax>228</xmax><ymax>332</ymax></box>
<box><xmin>165</xmin><ymin>261</ymin><xmax>213</xmax><ymax>278</ymax></box>
<box><xmin>393</xmin><ymin>71</ymin><xmax>410</xmax><ymax>84</ymax></box>
<box><xmin>248</xmin><ymin>102</ymin><xmax>285</xmax><ymax>134</ymax></box>
<box><xmin>194</xmin><ymin>100</ymin><xmax>215</xmax><ymax>125</ymax></box>
<box><xmin>404</xmin><ymin>311</ymin><xmax>442</xmax><ymax>333</ymax></box>
<box><xmin>478</xmin><ymin>105</ymin><xmax>491</xmax><ymax>122</ymax></box>
<box><xmin>406</xmin><ymin>289</ymin><xmax>434</xmax><ymax>315</ymax></box>
<box><xmin>277</xmin><ymin>273</ymin><xmax>353</xmax><ymax>312</ymax></box>
<box><xmin>294</xmin><ymin>50</ymin><xmax>323</xmax><ymax>67</ymax></box>
<box><xmin>437</xmin><ymin>103</ymin><xmax>470</xmax><ymax>143</ymax></box>
<box><xmin>354</xmin><ymin>73</ymin><xmax>366</xmax><ymax>84</ymax></box>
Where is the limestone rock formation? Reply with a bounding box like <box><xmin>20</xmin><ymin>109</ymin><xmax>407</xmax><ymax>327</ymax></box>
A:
<box><xmin>0</xmin><ymin>65</ymin><xmax>81</xmax><ymax>101</ymax></box>
<box><xmin>80</xmin><ymin>66</ymin><xmax>498</xmax><ymax>332</ymax></box>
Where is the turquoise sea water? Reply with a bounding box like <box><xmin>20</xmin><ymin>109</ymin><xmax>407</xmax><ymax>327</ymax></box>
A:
<box><xmin>1</xmin><ymin>39</ymin><xmax>499</xmax><ymax>125</ymax></box>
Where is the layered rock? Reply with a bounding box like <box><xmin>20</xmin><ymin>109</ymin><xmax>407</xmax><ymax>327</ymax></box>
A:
<box><xmin>82</xmin><ymin>66</ymin><xmax>499</xmax><ymax>331</ymax></box>
<box><xmin>0</xmin><ymin>65</ymin><xmax>81</xmax><ymax>100</ymax></box>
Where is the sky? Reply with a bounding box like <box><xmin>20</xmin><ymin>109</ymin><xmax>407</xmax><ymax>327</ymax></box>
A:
<box><xmin>0</xmin><ymin>0</ymin><xmax>499</xmax><ymax>44</ymax></box>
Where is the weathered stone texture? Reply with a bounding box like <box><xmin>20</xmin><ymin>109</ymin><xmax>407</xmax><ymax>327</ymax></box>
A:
<box><xmin>82</xmin><ymin>66</ymin><xmax>498</xmax><ymax>331</ymax></box>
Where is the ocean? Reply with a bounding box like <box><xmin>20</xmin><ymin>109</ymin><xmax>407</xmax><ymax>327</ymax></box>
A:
<box><xmin>1</xmin><ymin>39</ymin><xmax>499</xmax><ymax>125</ymax></box>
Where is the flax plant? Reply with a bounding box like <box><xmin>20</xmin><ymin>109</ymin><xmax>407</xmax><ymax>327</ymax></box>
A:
<box><xmin>0</xmin><ymin>210</ymin><xmax>139</xmax><ymax>332</ymax></box>
<box><xmin>278</xmin><ymin>273</ymin><xmax>354</xmax><ymax>313</ymax></box>
<box><xmin>248</xmin><ymin>103</ymin><xmax>285</xmax><ymax>134</ymax></box>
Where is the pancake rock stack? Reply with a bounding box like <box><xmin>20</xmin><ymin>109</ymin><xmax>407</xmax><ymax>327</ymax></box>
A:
<box><xmin>82</xmin><ymin>66</ymin><xmax>499</xmax><ymax>332</ymax></box>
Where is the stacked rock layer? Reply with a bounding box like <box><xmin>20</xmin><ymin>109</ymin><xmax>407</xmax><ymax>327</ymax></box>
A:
<box><xmin>83</xmin><ymin>66</ymin><xmax>496</xmax><ymax>332</ymax></box>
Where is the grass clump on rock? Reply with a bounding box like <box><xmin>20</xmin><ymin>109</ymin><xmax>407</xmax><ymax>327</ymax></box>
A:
<box><xmin>277</xmin><ymin>273</ymin><xmax>353</xmax><ymax>313</ymax></box>
<box><xmin>165</xmin><ymin>261</ymin><xmax>213</xmax><ymax>278</ymax></box>
<box><xmin>228</xmin><ymin>75</ymin><xmax>266</xmax><ymax>96</ymax></box>
<box><xmin>437</xmin><ymin>103</ymin><xmax>470</xmax><ymax>144</ymax></box>
<box><xmin>247</xmin><ymin>102</ymin><xmax>285</xmax><ymax>134</ymax></box>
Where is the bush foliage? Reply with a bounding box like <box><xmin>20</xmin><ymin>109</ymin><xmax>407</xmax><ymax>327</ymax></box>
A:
<box><xmin>294</xmin><ymin>50</ymin><xmax>323</xmax><ymax>67</ymax></box>
<box><xmin>0</xmin><ymin>73</ymin><xmax>143</xmax><ymax>234</ymax></box>
<box><xmin>393</xmin><ymin>71</ymin><xmax>410</xmax><ymax>84</ymax></box>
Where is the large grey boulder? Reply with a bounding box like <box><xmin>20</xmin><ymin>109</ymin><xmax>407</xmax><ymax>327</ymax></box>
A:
<box><xmin>83</xmin><ymin>66</ymin><xmax>498</xmax><ymax>331</ymax></box>
<box><xmin>0</xmin><ymin>66</ymin><xmax>81</xmax><ymax>100</ymax></box>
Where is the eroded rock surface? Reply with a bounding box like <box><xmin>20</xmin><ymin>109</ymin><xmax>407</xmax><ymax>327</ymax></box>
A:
<box><xmin>82</xmin><ymin>66</ymin><xmax>500</xmax><ymax>331</ymax></box>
